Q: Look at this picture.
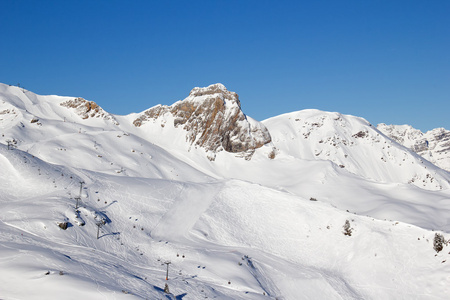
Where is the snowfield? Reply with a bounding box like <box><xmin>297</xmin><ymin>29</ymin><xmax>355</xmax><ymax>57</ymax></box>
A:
<box><xmin>0</xmin><ymin>83</ymin><xmax>449</xmax><ymax>299</ymax></box>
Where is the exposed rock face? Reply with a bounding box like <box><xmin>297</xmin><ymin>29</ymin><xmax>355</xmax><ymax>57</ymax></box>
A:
<box><xmin>378</xmin><ymin>124</ymin><xmax>450</xmax><ymax>172</ymax></box>
<box><xmin>60</xmin><ymin>97</ymin><xmax>119</xmax><ymax>125</ymax></box>
<box><xmin>134</xmin><ymin>84</ymin><xmax>272</xmax><ymax>158</ymax></box>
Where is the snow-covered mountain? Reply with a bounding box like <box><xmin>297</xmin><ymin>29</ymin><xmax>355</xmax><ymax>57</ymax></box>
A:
<box><xmin>264</xmin><ymin>110</ymin><xmax>450</xmax><ymax>191</ymax></box>
<box><xmin>1</xmin><ymin>82</ymin><xmax>450</xmax><ymax>299</ymax></box>
<box><xmin>378</xmin><ymin>123</ymin><xmax>450</xmax><ymax>172</ymax></box>
<box><xmin>132</xmin><ymin>83</ymin><xmax>272</xmax><ymax>161</ymax></box>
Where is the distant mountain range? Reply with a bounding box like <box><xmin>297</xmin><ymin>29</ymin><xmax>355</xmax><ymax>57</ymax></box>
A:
<box><xmin>2</xmin><ymin>82</ymin><xmax>448</xmax><ymax>187</ymax></box>
<box><xmin>378</xmin><ymin>123</ymin><xmax>450</xmax><ymax>172</ymax></box>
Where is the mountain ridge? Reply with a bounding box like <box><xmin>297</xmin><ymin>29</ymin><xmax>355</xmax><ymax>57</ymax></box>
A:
<box><xmin>1</xmin><ymin>82</ymin><xmax>449</xmax><ymax>188</ymax></box>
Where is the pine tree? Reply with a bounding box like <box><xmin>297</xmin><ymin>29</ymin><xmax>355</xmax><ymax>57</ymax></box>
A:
<box><xmin>343</xmin><ymin>220</ymin><xmax>353</xmax><ymax>236</ymax></box>
<box><xmin>433</xmin><ymin>233</ymin><xmax>445</xmax><ymax>253</ymax></box>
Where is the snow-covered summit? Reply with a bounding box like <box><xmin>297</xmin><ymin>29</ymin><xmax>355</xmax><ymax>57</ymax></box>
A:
<box><xmin>188</xmin><ymin>83</ymin><xmax>240</xmax><ymax>104</ymax></box>
<box><xmin>0</xmin><ymin>83</ymin><xmax>119</xmax><ymax>126</ymax></box>
<box><xmin>263</xmin><ymin>109</ymin><xmax>450</xmax><ymax>191</ymax></box>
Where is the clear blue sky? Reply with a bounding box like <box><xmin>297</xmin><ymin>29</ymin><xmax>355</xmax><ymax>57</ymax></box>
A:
<box><xmin>1</xmin><ymin>0</ymin><xmax>449</xmax><ymax>131</ymax></box>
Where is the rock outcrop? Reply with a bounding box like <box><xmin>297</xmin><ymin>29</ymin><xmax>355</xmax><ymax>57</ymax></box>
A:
<box><xmin>60</xmin><ymin>97</ymin><xmax>119</xmax><ymax>125</ymax></box>
<box><xmin>134</xmin><ymin>84</ymin><xmax>272</xmax><ymax>159</ymax></box>
<box><xmin>378</xmin><ymin>124</ymin><xmax>450</xmax><ymax>172</ymax></box>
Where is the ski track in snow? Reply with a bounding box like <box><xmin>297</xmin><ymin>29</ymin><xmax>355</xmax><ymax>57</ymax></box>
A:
<box><xmin>151</xmin><ymin>182</ymin><xmax>222</xmax><ymax>242</ymax></box>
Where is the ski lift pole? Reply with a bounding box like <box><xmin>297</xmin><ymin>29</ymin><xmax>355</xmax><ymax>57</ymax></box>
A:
<box><xmin>79</xmin><ymin>181</ymin><xmax>85</xmax><ymax>198</ymax></box>
<box><xmin>75</xmin><ymin>197</ymin><xmax>80</xmax><ymax>210</ymax></box>
<box><xmin>96</xmin><ymin>222</ymin><xmax>103</xmax><ymax>239</ymax></box>
<box><xmin>164</xmin><ymin>261</ymin><xmax>171</xmax><ymax>280</ymax></box>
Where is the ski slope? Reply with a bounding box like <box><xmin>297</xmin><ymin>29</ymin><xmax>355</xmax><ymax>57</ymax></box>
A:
<box><xmin>1</xmin><ymin>83</ymin><xmax>450</xmax><ymax>299</ymax></box>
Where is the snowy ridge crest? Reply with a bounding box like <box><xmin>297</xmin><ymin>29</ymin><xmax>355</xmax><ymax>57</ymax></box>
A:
<box><xmin>263</xmin><ymin>110</ymin><xmax>450</xmax><ymax>191</ymax></box>
<box><xmin>0</xmin><ymin>83</ymin><xmax>119</xmax><ymax>126</ymax></box>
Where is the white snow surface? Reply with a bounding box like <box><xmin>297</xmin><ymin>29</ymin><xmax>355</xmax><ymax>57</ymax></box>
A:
<box><xmin>1</xmin><ymin>83</ymin><xmax>450</xmax><ymax>299</ymax></box>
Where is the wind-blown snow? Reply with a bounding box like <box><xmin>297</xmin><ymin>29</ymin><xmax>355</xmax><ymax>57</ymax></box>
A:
<box><xmin>1</xmin><ymin>83</ymin><xmax>449</xmax><ymax>299</ymax></box>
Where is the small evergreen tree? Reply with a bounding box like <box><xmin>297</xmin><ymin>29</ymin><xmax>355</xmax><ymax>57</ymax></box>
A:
<box><xmin>343</xmin><ymin>220</ymin><xmax>353</xmax><ymax>236</ymax></box>
<box><xmin>433</xmin><ymin>233</ymin><xmax>445</xmax><ymax>253</ymax></box>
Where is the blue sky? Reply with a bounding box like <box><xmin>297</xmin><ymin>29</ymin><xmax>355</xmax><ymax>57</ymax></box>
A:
<box><xmin>1</xmin><ymin>0</ymin><xmax>449</xmax><ymax>131</ymax></box>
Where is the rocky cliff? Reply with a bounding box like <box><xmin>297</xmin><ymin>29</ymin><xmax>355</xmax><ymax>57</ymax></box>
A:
<box><xmin>133</xmin><ymin>84</ymin><xmax>272</xmax><ymax>160</ymax></box>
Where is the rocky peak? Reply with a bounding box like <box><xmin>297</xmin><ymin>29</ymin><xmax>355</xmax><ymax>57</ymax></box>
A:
<box><xmin>189</xmin><ymin>83</ymin><xmax>240</xmax><ymax>104</ymax></box>
<box><xmin>378</xmin><ymin>124</ymin><xmax>450</xmax><ymax>172</ymax></box>
<box><xmin>133</xmin><ymin>84</ymin><xmax>272</xmax><ymax>159</ymax></box>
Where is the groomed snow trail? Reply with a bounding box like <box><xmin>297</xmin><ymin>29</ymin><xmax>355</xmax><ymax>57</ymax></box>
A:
<box><xmin>151</xmin><ymin>182</ymin><xmax>222</xmax><ymax>242</ymax></box>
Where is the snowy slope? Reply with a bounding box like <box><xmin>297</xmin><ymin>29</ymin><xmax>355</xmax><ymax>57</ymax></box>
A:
<box><xmin>1</xmin><ymin>83</ymin><xmax>450</xmax><ymax>299</ymax></box>
<box><xmin>263</xmin><ymin>110</ymin><xmax>450</xmax><ymax>191</ymax></box>
<box><xmin>1</xmin><ymin>144</ymin><xmax>449</xmax><ymax>299</ymax></box>
<box><xmin>0</xmin><ymin>83</ymin><xmax>213</xmax><ymax>181</ymax></box>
